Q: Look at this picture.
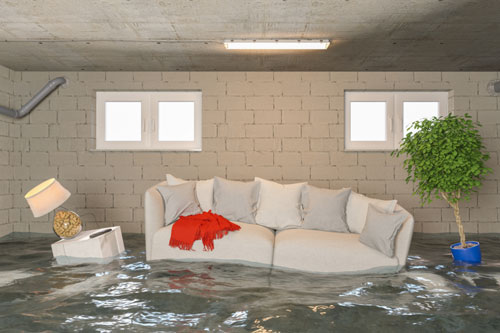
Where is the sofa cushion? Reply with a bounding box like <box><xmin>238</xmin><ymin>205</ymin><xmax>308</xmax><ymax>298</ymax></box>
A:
<box><xmin>359</xmin><ymin>204</ymin><xmax>406</xmax><ymax>257</ymax></box>
<box><xmin>166</xmin><ymin>174</ymin><xmax>214</xmax><ymax>212</ymax></box>
<box><xmin>346</xmin><ymin>191</ymin><xmax>397</xmax><ymax>233</ymax></box>
<box><xmin>301</xmin><ymin>186</ymin><xmax>351</xmax><ymax>233</ymax></box>
<box><xmin>213</xmin><ymin>177</ymin><xmax>260</xmax><ymax>224</ymax></box>
<box><xmin>254</xmin><ymin>177</ymin><xmax>306</xmax><ymax>230</ymax></box>
<box><xmin>151</xmin><ymin>221</ymin><xmax>275</xmax><ymax>266</ymax></box>
<box><xmin>157</xmin><ymin>182</ymin><xmax>202</xmax><ymax>226</ymax></box>
<box><xmin>273</xmin><ymin>228</ymin><xmax>399</xmax><ymax>273</ymax></box>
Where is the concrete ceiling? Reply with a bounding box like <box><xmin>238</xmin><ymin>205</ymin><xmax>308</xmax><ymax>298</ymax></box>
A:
<box><xmin>0</xmin><ymin>0</ymin><xmax>500</xmax><ymax>71</ymax></box>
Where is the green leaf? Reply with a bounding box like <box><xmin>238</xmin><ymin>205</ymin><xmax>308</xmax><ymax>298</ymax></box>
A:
<box><xmin>392</xmin><ymin>113</ymin><xmax>492</xmax><ymax>207</ymax></box>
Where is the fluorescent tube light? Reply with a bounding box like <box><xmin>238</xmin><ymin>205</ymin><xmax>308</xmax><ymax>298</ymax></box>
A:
<box><xmin>224</xmin><ymin>39</ymin><xmax>330</xmax><ymax>50</ymax></box>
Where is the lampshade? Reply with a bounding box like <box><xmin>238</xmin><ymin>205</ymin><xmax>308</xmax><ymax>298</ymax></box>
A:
<box><xmin>25</xmin><ymin>178</ymin><xmax>71</xmax><ymax>218</ymax></box>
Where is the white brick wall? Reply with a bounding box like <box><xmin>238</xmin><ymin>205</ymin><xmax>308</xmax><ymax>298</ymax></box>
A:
<box><xmin>0</xmin><ymin>68</ymin><xmax>499</xmax><ymax>235</ymax></box>
<box><xmin>0</xmin><ymin>65</ymin><xmax>15</xmax><ymax>237</ymax></box>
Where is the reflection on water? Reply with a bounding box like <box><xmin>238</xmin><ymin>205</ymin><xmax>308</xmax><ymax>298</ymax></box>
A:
<box><xmin>0</xmin><ymin>233</ymin><xmax>499</xmax><ymax>332</ymax></box>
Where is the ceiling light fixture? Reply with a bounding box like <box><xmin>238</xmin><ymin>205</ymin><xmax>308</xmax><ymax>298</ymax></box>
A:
<box><xmin>224</xmin><ymin>39</ymin><xmax>330</xmax><ymax>50</ymax></box>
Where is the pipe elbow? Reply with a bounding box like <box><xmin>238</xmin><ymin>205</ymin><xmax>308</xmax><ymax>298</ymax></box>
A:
<box><xmin>48</xmin><ymin>77</ymin><xmax>67</xmax><ymax>88</ymax></box>
<box><xmin>0</xmin><ymin>76</ymin><xmax>68</xmax><ymax>119</ymax></box>
<box><xmin>53</xmin><ymin>77</ymin><xmax>67</xmax><ymax>85</ymax></box>
<box><xmin>0</xmin><ymin>106</ymin><xmax>18</xmax><ymax>118</ymax></box>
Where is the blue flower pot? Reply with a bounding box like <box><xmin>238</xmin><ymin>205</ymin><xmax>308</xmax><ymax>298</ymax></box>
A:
<box><xmin>450</xmin><ymin>241</ymin><xmax>481</xmax><ymax>264</ymax></box>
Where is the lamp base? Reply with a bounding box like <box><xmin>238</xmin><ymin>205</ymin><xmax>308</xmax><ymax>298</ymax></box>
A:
<box><xmin>53</xmin><ymin>210</ymin><xmax>82</xmax><ymax>239</ymax></box>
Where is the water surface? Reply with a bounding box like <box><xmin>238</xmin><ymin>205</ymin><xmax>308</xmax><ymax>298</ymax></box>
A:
<box><xmin>1</xmin><ymin>233</ymin><xmax>499</xmax><ymax>332</ymax></box>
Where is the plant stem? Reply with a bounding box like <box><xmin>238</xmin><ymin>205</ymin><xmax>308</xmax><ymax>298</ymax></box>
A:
<box><xmin>440</xmin><ymin>191</ymin><xmax>466</xmax><ymax>248</ymax></box>
<box><xmin>452</xmin><ymin>202</ymin><xmax>466</xmax><ymax>248</ymax></box>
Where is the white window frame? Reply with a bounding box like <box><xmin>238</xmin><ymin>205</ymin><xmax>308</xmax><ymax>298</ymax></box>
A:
<box><xmin>345</xmin><ymin>92</ymin><xmax>395</xmax><ymax>151</ymax></box>
<box><xmin>96</xmin><ymin>91</ymin><xmax>202</xmax><ymax>151</ymax></box>
<box><xmin>345</xmin><ymin>91</ymin><xmax>449</xmax><ymax>151</ymax></box>
<box><xmin>394</xmin><ymin>91</ymin><xmax>448</xmax><ymax>144</ymax></box>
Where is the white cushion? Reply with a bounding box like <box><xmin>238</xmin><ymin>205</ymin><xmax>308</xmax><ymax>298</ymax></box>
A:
<box><xmin>213</xmin><ymin>177</ymin><xmax>260</xmax><ymax>224</ymax></box>
<box><xmin>166</xmin><ymin>174</ymin><xmax>214</xmax><ymax>212</ymax></box>
<box><xmin>273</xmin><ymin>228</ymin><xmax>399</xmax><ymax>273</ymax></box>
<box><xmin>346</xmin><ymin>192</ymin><xmax>397</xmax><ymax>234</ymax></box>
<box><xmin>156</xmin><ymin>182</ymin><xmax>202</xmax><ymax>226</ymax></box>
<box><xmin>254</xmin><ymin>177</ymin><xmax>306</xmax><ymax>230</ymax></box>
<box><xmin>151</xmin><ymin>221</ymin><xmax>275</xmax><ymax>266</ymax></box>
<box><xmin>359</xmin><ymin>204</ymin><xmax>406</xmax><ymax>257</ymax></box>
<box><xmin>301</xmin><ymin>185</ymin><xmax>351</xmax><ymax>233</ymax></box>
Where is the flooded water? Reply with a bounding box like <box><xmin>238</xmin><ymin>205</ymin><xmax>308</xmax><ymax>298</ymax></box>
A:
<box><xmin>0</xmin><ymin>233</ymin><xmax>499</xmax><ymax>332</ymax></box>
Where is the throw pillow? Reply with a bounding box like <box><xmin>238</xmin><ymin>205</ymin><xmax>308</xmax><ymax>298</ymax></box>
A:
<box><xmin>212</xmin><ymin>177</ymin><xmax>260</xmax><ymax>224</ymax></box>
<box><xmin>166</xmin><ymin>174</ymin><xmax>214</xmax><ymax>212</ymax></box>
<box><xmin>156</xmin><ymin>182</ymin><xmax>202</xmax><ymax>226</ymax></box>
<box><xmin>254</xmin><ymin>177</ymin><xmax>306</xmax><ymax>230</ymax></box>
<box><xmin>346</xmin><ymin>191</ymin><xmax>397</xmax><ymax>233</ymax></box>
<box><xmin>359</xmin><ymin>204</ymin><xmax>406</xmax><ymax>257</ymax></box>
<box><xmin>301</xmin><ymin>185</ymin><xmax>351</xmax><ymax>233</ymax></box>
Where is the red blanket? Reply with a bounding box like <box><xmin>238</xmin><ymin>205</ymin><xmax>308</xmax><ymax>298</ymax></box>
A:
<box><xmin>169</xmin><ymin>211</ymin><xmax>241</xmax><ymax>251</ymax></box>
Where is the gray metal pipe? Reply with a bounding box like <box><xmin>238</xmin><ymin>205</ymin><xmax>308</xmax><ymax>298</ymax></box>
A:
<box><xmin>0</xmin><ymin>77</ymin><xmax>67</xmax><ymax>119</ymax></box>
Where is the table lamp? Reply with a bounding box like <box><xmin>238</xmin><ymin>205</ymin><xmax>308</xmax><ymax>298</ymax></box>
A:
<box><xmin>25</xmin><ymin>178</ymin><xmax>82</xmax><ymax>239</ymax></box>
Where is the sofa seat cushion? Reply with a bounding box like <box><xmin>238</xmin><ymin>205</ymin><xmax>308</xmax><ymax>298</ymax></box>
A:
<box><xmin>273</xmin><ymin>229</ymin><xmax>400</xmax><ymax>274</ymax></box>
<box><xmin>151</xmin><ymin>221</ymin><xmax>275</xmax><ymax>266</ymax></box>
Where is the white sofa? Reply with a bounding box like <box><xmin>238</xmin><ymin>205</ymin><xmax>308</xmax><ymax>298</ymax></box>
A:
<box><xmin>145</xmin><ymin>181</ymin><xmax>415</xmax><ymax>274</ymax></box>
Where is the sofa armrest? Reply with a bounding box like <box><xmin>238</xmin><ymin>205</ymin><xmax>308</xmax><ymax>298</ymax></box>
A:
<box><xmin>393</xmin><ymin>205</ymin><xmax>415</xmax><ymax>270</ymax></box>
<box><xmin>145</xmin><ymin>181</ymin><xmax>167</xmax><ymax>260</ymax></box>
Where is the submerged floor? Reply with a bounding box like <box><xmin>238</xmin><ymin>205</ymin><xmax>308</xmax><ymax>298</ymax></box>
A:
<box><xmin>0</xmin><ymin>233</ymin><xmax>499</xmax><ymax>332</ymax></box>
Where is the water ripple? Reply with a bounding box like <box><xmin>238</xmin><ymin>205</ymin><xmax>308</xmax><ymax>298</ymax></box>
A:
<box><xmin>0</xmin><ymin>233</ymin><xmax>499</xmax><ymax>331</ymax></box>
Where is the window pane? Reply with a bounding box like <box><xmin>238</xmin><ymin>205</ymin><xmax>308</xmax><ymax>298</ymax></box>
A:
<box><xmin>403</xmin><ymin>102</ymin><xmax>439</xmax><ymax>136</ymax></box>
<box><xmin>105</xmin><ymin>102</ymin><xmax>142</xmax><ymax>141</ymax></box>
<box><xmin>158</xmin><ymin>102</ymin><xmax>195</xmax><ymax>141</ymax></box>
<box><xmin>350</xmin><ymin>102</ymin><xmax>386</xmax><ymax>141</ymax></box>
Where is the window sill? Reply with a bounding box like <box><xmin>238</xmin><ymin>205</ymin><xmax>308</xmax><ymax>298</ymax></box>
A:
<box><xmin>89</xmin><ymin>148</ymin><xmax>202</xmax><ymax>152</ymax></box>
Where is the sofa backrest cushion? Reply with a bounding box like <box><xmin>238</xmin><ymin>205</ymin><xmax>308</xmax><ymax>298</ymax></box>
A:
<box><xmin>346</xmin><ymin>192</ymin><xmax>397</xmax><ymax>233</ymax></box>
<box><xmin>254</xmin><ymin>177</ymin><xmax>306</xmax><ymax>230</ymax></box>
<box><xmin>300</xmin><ymin>185</ymin><xmax>351</xmax><ymax>233</ymax></box>
<box><xmin>359</xmin><ymin>203</ymin><xmax>406</xmax><ymax>257</ymax></box>
<box><xmin>212</xmin><ymin>177</ymin><xmax>260</xmax><ymax>224</ymax></box>
<box><xmin>156</xmin><ymin>182</ymin><xmax>202</xmax><ymax>226</ymax></box>
<box><xmin>166</xmin><ymin>174</ymin><xmax>214</xmax><ymax>212</ymax></box>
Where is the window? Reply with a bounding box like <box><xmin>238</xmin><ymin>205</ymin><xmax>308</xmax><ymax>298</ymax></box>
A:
<box><xmin>345</xmin><ymin>91</ymin><xmax>448</xmax><ymax>151</ymax></box>
<box><xmin>96</xmin><ymin>91</ymin><xmax>202</xmax><ymax>151</ymax></box>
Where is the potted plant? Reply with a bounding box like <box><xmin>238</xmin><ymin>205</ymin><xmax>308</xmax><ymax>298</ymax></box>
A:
<box><xmin>392</xmin><ymin>113</ymin><xmax>491</xmax><ymax>263</ymax></box>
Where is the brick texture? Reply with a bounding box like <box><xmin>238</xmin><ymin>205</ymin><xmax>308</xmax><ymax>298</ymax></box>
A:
<box><xmin>0</xmin><ymin>65</ymin><xmax>14</xmax><ymax>237</ymax></box>
<box><xmin>0</xmin><ymin>66</ymin><xmax>499</xmax><ymax>235</ymax></box>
